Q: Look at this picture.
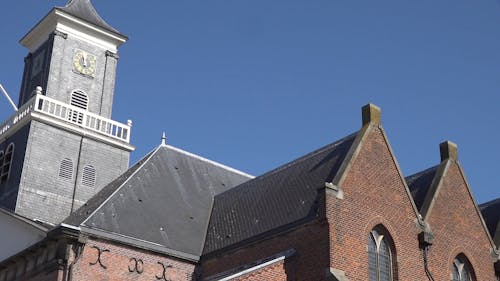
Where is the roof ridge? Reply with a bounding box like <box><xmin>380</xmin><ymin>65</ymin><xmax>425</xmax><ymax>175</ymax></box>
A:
<box><xmin>405</xmin><ymin>164</ymin><xmax>440</xmax><ymax>179</ymax></box>
<box><xmin>229</xmin><ymin>132</ymin><xmax>358</xmax><ymax>185</ymax></box>
<box><xmin>405</xmin><ymin>165</ymin><xmax>440</xmax><ymax>181</ymax></box>
<box><xmin>165</xmin><ymin>145</ymin><xmax>254</xmax><ymax>179</ymax></box>
<box><xmin>479</xmin><ymin>197</ymin><xmax>500</xmax><ymax>209</ymax></box>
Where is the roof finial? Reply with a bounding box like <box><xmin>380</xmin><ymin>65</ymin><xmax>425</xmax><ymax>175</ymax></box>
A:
<box><xmin>161</xmin><ymin>132</ymin><xmax>167</xmax><ymax>146</ymax></box>
<box><xmin>439</xmin><ymin>141</ymin><xmax>458</xmax><ymax>162</ymax></box>
<box><xmin>362</xmin><ymin>103</ymin><xmax>381</xmax><ymax>126</ymax></box>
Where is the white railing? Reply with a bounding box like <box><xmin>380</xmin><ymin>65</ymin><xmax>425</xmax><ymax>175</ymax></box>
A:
<box><xmin>0</xmin><ymin>97</ymin><xmax>34</xmax><ymax>138</ymax></box>
<box><xmin>0</xmin><ymin>95</ymin><xmax>131</xmax><ymax>143</ymax></box>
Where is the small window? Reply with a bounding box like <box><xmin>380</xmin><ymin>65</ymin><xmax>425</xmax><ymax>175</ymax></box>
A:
<box><xmin>1</xmin><ymin>143</ymin><xmax>14</xmax><ymax>183</ymax></box>
<box><xmin>82</xmin><ymin>165</ymin><xmax>96</xmax><ymax>187</ymax></box>
<box><xmin>58</xmin><ymin>158</ymin><xmax>73</xmax><ymax>180</ymax></box>
<box><xmin>368</xmin><ymin>225</ymin><xmax>395</xmax><ymax>281</ymax></box>
<box><xmin>452</xmin><ymin>254</ymin><xmax>475</xmax><ymax>281</ymax></box>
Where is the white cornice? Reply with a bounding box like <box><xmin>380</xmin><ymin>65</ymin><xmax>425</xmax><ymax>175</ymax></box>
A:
<box><xmin>20</xmin><ymin>9</ymin><xmax>127</xmax><ymax>53</ymax></box>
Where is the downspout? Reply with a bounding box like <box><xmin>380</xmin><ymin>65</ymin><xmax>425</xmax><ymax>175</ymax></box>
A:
<box><xmin>66</xmin><ymin>242</ymin><xmax>84</xmax><ymax>281</ymax></box>
<box><xmin>70</xmin><ymin>136</ymin><xmax>84</xmax><ymax>214</ymax></box>
<box><xmin>99</xmin><ymin>52</ymin><xmax>109</xmax><ymax>116</ymax></box>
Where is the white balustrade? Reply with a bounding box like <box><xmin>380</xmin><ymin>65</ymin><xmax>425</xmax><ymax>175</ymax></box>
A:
<box><xmin>0</xmin><ymin>95</ymin><xmax>131</xmax><ymax>143</ymax></box>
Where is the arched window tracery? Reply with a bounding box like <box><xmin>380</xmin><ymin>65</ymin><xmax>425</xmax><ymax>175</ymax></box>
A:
<box><xmin>368</xmin><ymin>225</ymin><xmax>396</xmax><ymax>281</ymax></box>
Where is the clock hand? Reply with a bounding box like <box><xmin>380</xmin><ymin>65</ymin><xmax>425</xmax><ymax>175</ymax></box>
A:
<box><xmin>82</xmin><ymin>53</ymin><xmax>88</xmax><ymax>67</ymax></box>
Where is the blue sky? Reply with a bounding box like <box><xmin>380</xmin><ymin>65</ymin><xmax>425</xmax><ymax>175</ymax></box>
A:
<box><xmin>1</xmin><ymin>1</ymin><xmax>499</xmax><ymax>204</ymax></box>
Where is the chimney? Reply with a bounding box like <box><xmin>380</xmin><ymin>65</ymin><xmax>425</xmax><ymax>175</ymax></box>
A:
<box><xmin>362</xmin><ymin>103</ymin><xmax>381</xmax><ymax>126</ymax></box>
<box><xmin>440</xmin><ymin>141</ymin><xmax>458</xmax><ymax>162</ymax></box>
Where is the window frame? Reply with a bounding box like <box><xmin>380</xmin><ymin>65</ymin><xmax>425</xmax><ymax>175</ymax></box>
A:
<box><xmin>452</xmin><ymin>254</ymin><xmax>475</xmax><ymax>281</ymax></box>
<box><xmin>368</xmin><ymin>225</ymin><xmax>396</xmax><ymax>281</ymax></box>
<box><xmin>0</xmin><ymin>143</ymin><xmax>14</xmax><ymax>183</ymax></box>
<box><xmin>81</xmin><ymin>164</ymin><xmax>96</xmax><ymax>187</ymax></box>
<box><xmin>58</xmin><ymin>158</ymin><xmax>74</xmax><ymax>180</ymax></box>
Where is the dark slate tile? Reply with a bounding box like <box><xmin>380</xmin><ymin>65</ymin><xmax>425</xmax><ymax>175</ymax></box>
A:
<box><xmin>67</xmin><ymin>144</ymin><xmax>251</xmax><ymax>257</ymax></box>
<box><xmin>406</xmin><ymin>166</ymin><xmax>439</xmax><ymax>211</ymax></box>
<box><xmin>203</xmin><ymin>133</ymin><xmax>357</xmax><ymax>255</ymax></box>
<box><xmin>480</xmin><ymin>198</ymin><xmax>500</xmax><ymax>239</ymax></box>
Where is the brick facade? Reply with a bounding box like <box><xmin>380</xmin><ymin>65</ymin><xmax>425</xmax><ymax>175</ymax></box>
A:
<box><xmin>327</xmin><ymin>125</ymin><xmax>427</xmax><ymax>280</ymax></box>
<box><xmin>425</xmin><ymin>162</ymin><xmax>497</xmax><ymax>280</ymax></box>
<box><xmin>69</xmin><ymin>238</ymin><xmax>196</xmax><ymax>281</ymax></box>
<box><xmin>198</xmin><ymin>123</ymin><xmax>498</xmax><ymax>280</ymax></box>
<box><xmin>202</xmin><ymin>220</ymin><xmax>330</xmax><ymax>281</ymax></box>
<box><xmin>1</xmin><ymin>1</ymin><xmax>498</xmax><ymax>280</ymax></box>
<box><xmin>1</xmin><ymin>107</ymin><xmax>497</xmax><ymax>281</ymax></box>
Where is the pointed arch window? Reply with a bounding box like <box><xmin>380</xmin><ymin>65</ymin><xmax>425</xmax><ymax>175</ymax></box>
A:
<box><xmin>452</xmin><ymin>254</ymin><xmax>475</xmax><ymax>281</ymax></box>
<box><xmin>0</xmin><ymin>143</ymin><xmax>14</xmax><ymax>183</ymax></box>
<box><xmin>368</xmin><ymin>225</ymin><xmax>396</xmax><ymax>281</ymax></box>
<box><xmin>82</xmin><ymin>165</ymin><xmax>96</xmax><ymax>187</ymax></box>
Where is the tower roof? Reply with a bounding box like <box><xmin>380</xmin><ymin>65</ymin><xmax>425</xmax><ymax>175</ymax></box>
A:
<box><xmin>57</xmin><ymin>0</ymin><xmax>121</xmax><ymax>34</ymax></box>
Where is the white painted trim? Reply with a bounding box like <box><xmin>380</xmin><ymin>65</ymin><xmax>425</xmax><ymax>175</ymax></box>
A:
<box><xmin>216</xmin><ymin>255</ymin><xmax>286</xmax><ymax>281</ymax></box>
<box><xmin>166</xmin><ymin>145</ymin><xmax>254</xmax><ymax>179</ymax></box>
<box><xmin>60</xmin><ymin>223</ymin><xmax>81</xmax><ymax>232</ymax></box>
<box><xmin>20</xmin><ymin>9</ymin><xmax>126</xmax><ymax>53</ymax></box>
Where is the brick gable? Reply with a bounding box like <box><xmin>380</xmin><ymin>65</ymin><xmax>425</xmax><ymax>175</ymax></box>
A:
<box><xmin>425</xmin><ymin>160</ymin><xmax>497</xmax><ymax>280</ymax></box>
<box><xmin>327</xmin><ymin>124</ymin><xmax>426</xmax><ymax>280</ymax></box>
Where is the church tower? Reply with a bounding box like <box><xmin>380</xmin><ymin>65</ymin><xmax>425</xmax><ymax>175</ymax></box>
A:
<box><xmin>0</xmin><ymin>0</ymin><xmax>134</xmax><ymax>224</ymax></box>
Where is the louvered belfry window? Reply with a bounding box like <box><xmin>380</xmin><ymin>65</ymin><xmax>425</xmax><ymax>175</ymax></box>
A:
<box><xmin>82</xmin><ymin>165</ymin><xmax>96</xmax><ymax>187</ymax></box>
<box><xmin>71</xmin><ymin>91</ymin><xmax>88</xmax><ymax>110</ymax></box>
<box><xmin>368</xmin><ymin>225</ymin><xmax>395</xmax><ymax>281</ymax></box>
<box><xmin>58</xmin><ymin>158</ymin><xmax>73</xmax><ymax>180</ymax></box>
<box><xmin>69</xmin><ymin>91</ymin><xmax>88</xmax><ymax>124</ymax></box>
<box><xmin>0</xmin><ymin>143</ymin><xmax>14</xmax><ymax>183</ymax></box>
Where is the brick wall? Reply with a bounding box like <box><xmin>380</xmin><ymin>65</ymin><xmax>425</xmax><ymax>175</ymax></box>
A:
<box><xmin>202</xmin><ymin>219</ymin><xmax>331</xmax><ymax>281</ymax></box>
<box><xmin>327</xmin><ymin>126</ymin><xmax>426</xmax><ymax>280</ymax></box>
<box><xmin>425</xmin><ymin>162</ymin><xmax>497</xmax><ymax>280</ymax></box>
<box><xmin>45</xmin><ymin>33</ymin><xmax>117</xmax><ymax>118</ymax></box>
<box><xmin>70</xmin><ymin>238</ymin><xmax>196</xmax><ymax>281</ymax></box>
<box><xmin>201</xmin><ymin>125</ymin><xmax>498</xmax><ymax>280</ymax></box>
<box><xmin>15</xmin><ymin>120</ymin><xmax>129</xmax><ymax>224</ymax></box>
<box><xmin>0</xmin><ymin>124</ymin><xmax>30</xmax><ymax>210</ymax></box>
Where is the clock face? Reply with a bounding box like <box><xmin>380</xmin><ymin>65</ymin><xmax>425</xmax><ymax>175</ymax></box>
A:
<box><xmin>73</xmin><ymin>49</ymin><xmax>97</xmax><ymax>77</ymax></box>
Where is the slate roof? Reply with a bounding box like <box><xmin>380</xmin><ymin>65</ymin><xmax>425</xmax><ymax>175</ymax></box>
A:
<box><xmin>203</xmin><ymin>133</ymin><xmax>357</xmax><ymax>255</ymax></box>
<box><xmin>65</xmin><ymin>144</ymin><xmax>252</xmax><ymax>259</ymax></box>
<box><xmin>479</xmin><ymin>198</ymin><xmax>500</xmax><ymax>241</ymax></box>
<box><xmin>406</xmin><ymin>166</ymin><xmax>439</xmax><ymax>211</ymax></box>
<box><xmin>57</xmin><ymin>0</ymin><xmax>121</xmax><ymax>34</ymax></box>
